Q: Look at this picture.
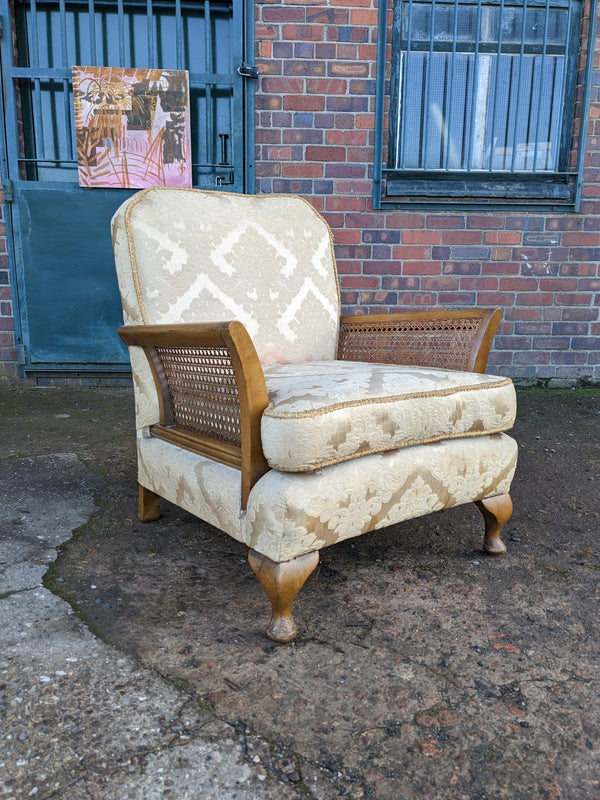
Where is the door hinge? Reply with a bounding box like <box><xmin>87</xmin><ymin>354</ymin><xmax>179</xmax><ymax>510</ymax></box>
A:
<box><xmin>0</xmin><ymin>17</ymin><xmax>4</xmax><ymax>39</ymax></box>
<box><xmin>238</xmin><ymin>64</ymin><xmax>259</xmax><ymax>80</ymax></box>
<box><xmin>2</xmin><ymin>180</ymin><xmax>14</xmax><ymax>203</ymax></box>
<box><xmin>17</xmin><ymin>344</ymin><xmax>27</xmax><ymax>366</ymax></box>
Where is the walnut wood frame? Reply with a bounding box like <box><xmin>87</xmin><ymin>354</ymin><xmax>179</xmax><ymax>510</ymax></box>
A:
<box><xmin>118</xmin><ymin>321</ymin><xmax>269</xmax><ymax>509</ymax></box>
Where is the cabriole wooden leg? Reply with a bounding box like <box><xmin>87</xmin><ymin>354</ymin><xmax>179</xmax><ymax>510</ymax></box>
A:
<box><xmin>138</xmin><ymin>484</ymin><xmax>161</xmax><ymax>522</ymax></box>
<box><xmin>248</xmin><ymin>549</ymin><xmax>319</xmax><ymax>642</ymax></box>
<box><xmin>475</xmin><ymin>493</ymin><xmax>513</xmax><ymax>555</ymax></box>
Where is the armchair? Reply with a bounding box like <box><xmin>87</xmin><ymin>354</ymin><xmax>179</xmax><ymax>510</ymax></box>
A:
<box><xmin>112</xmin><ymin>187</ymin><xmax>517</xmax><ymax>642</ymax></box>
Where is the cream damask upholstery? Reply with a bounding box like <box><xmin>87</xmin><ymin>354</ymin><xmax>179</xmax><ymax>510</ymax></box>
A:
<box><xmin>113</xmin><ymin>187</ymin><xmax>518</xmax><ymax>642</ymax></box>
<box><xmin>261</xmin><ymin>362</ymin><xmax>515</xmax><ymax>471</ymax></box>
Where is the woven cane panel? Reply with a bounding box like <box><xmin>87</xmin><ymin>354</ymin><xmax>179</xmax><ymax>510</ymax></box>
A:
<box><xmin>156</xmin><ymin>346</ymin><xmax>242</xmax><ymax>447</ymax></box>
<box><xmin>338</xmin><ymin>318</ymin><xmax>482</xmax><ymax>371</ymax></box>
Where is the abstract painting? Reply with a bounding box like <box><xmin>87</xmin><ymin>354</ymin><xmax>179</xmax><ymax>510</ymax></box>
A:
<box><xmin>72</xmin><ymin>66</ymin><xmax>192</xmax><ymax>188</ymax></box>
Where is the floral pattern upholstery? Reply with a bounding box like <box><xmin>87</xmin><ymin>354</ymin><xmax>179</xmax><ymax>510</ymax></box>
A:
<box><xmin>261</xmin><ymin>361</ymin><xmax>516</xmax><ymax>471</ymax></box>
<box><xmin>137</xmin><ymin>431</ymin><xmax>517</xmax><ymax>562</ymax></box>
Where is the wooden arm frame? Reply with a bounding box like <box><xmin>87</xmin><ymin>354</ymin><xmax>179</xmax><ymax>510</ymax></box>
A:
<box><xmin>118</xmin><ymin>321</ymin><xmax>269</xmax><ymax>509</ymax></box>
<box><xmin>338</xmin><ymin>308</ymin><xmax>502</xmax><ymax>374</ymax></box>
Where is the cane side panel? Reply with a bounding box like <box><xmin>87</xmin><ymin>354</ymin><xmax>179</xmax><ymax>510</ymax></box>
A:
<box><xmin>338</xmin><ymin>309</ymin><xmax>501</xmax><ymax>374</ymax></box>
<box><xmin>156</xmin><ymin>345</ymin><xmax>242</xmax><ymax>448</ymax></box>
<box><xmin>118</xmin><ymin>321</ymin><xmax>269</xmax><ymax>508</ymax></box>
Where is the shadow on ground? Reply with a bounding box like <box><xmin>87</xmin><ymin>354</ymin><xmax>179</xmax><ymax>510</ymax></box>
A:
<box><xmin>2</xmin><ymin>385</ymin><xmax>599</xmax><ymax>799</ymax></box>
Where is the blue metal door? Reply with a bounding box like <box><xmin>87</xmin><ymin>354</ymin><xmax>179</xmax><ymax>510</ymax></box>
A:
<box><xmin>0</xmin><ymin>0</ymin><xmax>254</xmax><ymax>374</ymax></box>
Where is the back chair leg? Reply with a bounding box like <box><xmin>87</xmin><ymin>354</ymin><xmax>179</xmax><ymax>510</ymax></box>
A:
<box><xmin>139</xmin><ymin>484</ymin><xmax>161</xmax><ymax>522</ymax></box>
<box><xmin>475</xmin><ymin>493</ymin><xmax>513</xmax><ymax>555</ymax></box>
<box><xmin>248</xmin><ymin>549</ymin><xmax>319</xmax><ymax>642</ymax></box>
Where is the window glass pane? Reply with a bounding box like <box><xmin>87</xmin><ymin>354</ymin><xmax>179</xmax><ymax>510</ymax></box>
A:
<box><xmin>390</xmin><ymin>0</ymin><xmax>577</xmax><ymax>174</ymax></box>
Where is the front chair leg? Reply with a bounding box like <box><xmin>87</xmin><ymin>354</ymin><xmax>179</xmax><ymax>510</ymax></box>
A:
<box><xmin>475</xmin><ymin>493</ymin><xmax>513</xmax><ymax>555</ymax></box>
<box><xmin>248</xmin><ymin>549</ymin><xmax>319</xmax><ymax>642</ymax></box>
<box><xmin>138</xmin><ymin>484</ymin><xmax>161</xmax><ymax>522</ymax></box>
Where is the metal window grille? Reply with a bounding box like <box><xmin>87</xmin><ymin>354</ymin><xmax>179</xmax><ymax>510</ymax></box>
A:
<box><xmin>374</xmin><ymin>0</ymin><xmax>599</xmax><ymax>209</ymax></box>
<box><xmin>389</xmin><ymin>0</ymin><xmax>578</xmax><ymax>173</ymax></box>
<box><xmin>10</xmin><ymin>0</ymin><xmax>242</xmax><ymax>188</ymax></box>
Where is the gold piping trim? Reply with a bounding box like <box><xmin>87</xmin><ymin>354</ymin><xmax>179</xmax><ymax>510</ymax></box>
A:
<box><xmin>122</xmin><ymin>186</ymin><xmax>341</xmax><ymax>330</ymax></box>
<box><xmin>263</xmin><ymin>375</ymin><xmax>514</xmax><ymax>419</ymax></box>
<box><xmin>267</xmin><ymin>428</ymin><xmax>516</xmax><ymax>473</ymax></box>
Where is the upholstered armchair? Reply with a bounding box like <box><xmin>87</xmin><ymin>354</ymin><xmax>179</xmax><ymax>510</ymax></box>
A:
<box><xmin>112</xmin><ymin>187</ymin><xmax>517</xmax><ymax>642</ymax></box>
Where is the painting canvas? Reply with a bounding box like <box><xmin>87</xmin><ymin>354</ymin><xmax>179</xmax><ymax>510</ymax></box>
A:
<box><xmin>72</xmin><ymin>66</ymin><xmax>192</xmax><ymax>188</ymax></box>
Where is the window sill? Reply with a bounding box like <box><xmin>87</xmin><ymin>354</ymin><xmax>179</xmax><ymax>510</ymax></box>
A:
<box><xmin>377</xmin><ymin>171</ymin><xmax>578</xmax><ymax>210</ymax></box>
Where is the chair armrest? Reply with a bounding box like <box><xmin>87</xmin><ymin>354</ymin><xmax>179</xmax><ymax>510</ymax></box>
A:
<box><xmin>337</xmin><ymin>308</ymin><xmax>502</xmax><ymax>374</ymax></box>
<box><xmin>118</xmin><ymin>321</ymin><xmax>269</xmax><ymax>509</ymax></box>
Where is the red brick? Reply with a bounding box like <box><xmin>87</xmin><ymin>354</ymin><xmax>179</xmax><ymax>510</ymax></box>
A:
<box><xmin>385</xmin><ymin>213</ymin><xmax>426</xmax><ymax>229</ymax></box>
<box><xmin>484</xmin><ymin>231</ymin><xmax>522</xmax><ymax>245</ymax></box>
<box><xmin>555</xmin><ymin>293</ymin><xmax>593</xmax><ymax>305</ymax></box>
<box><xmin>538</xmin><ymin>278</ymin><xmax>578</xmax><ymax>292</ymax></box>
<box><xmin>482</xmin><ymin>262</ymin><xmax>519</xmax><ymax>275</ymax></box>
<box><xmin>349</xmin><ymin>8</ymin><xmax>378</xmax><ymax>26</ymax></box>
<box><xmin>562</xmin><ymin>232</ymin><xmax>600</xmax><ymax>246</ymax></box>
<box><xmin>391</xmin><ymin>245</ymin><xmax>430</xmax><ymax>260</ymax></box>
<box><xmin>282</xmin><ymin>24</ymin><xmax>325</xmax><ymax>41</ymax></box>
<box><xmin>515</xmin><ymin>292</ymin><xmax>554</xmax><ymax>306</ymax></box>
<box><xmin>442</xmin><ymin>231</ymin><xmax>482</xmax><ymax>245</ymax></box>
<box><xmin>334</xmin><ymin>229</ymin><xmax>363</xmax><ymax>244</ymax></box>
<box><xmin>306</xmin><ymin>78</ymin><xmax>347</xmax><ymax>94</ymax></box>
<box><xmin>263</xmin><ymin>7</ymin><xmax>305</xmax><ymax>22</ymax></box>
<box><xmin>460</xmin><ymin>277</ymin><xmax>498</xmax><ymax>291</ymax></box>
<box><xmin>476</xmin><ymin>292</ymin><xmax>516</xmax><ymax>305</ymax></box>
<box><xmin>402</xmin><ymin>261</ymin><xmax>442</xmax><ymax>275</ymax></box>
<box><xmin>325</xmin><ymin>196</ymin><xmax>367</xmax><ymax>212</ymax></box>
<box><xmin>425</xmin><ymin>216</ymin><xmax>463</xmax><ymax>230</ymax></box>
<box><xmin>282</xmin><ymin>95</ymin><xmax>325</xmax><ymax>111</ymax></box>
<box><xmin>498</xmin><ymin>277</ymin><xmax>539</xmax><ymax>291</ymax></box>
<box><xmin>504</xmin><ymin>307</ymin><xmax>543</xmax><ymax>321</ymax></box>
<box><xmin>326</xmin><ymin>130</ymin><xmax>368</xmax><ymax>146</ymax></box>
<box><xmin>282</xmin><ymin>163</ymin><xmax>323</xmax><ymax>178</ymax></box>
<box><xmin>346</xmin><ymin>213</ymin><xmax>385</xmax><ymax>229</ymax></box>
<box><xmin>402</xmin><ymin>230</ymin><xmax>441</xmax><ymax>245</ymax></box>
<box><xmin>466</xmin><ymin>215</ymin><xmax>505</xmax><ymax>229</ymax></box>
<box><xmin>341</xmin><ymin>276</ymin><xmax>379</xmax><ymax>289</ymax></box>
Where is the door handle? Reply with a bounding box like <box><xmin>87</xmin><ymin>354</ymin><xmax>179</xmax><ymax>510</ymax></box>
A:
<box><xmin>238</xmin><ymin>64</ymin><xmax>259</xmax><ymax>79</ymax></box>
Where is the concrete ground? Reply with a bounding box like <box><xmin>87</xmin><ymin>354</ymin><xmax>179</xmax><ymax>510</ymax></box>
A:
<box><xmin>1</xmin><ymin>384</ymin><xmax>599</xmax><ymax>799</ymax></box>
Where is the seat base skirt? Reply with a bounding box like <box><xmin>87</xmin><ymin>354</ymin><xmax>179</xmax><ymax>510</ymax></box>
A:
<box><xmin>137</xmin><ymin>431</ymin><xmax>517</xmax><ymax>563</ymax></box>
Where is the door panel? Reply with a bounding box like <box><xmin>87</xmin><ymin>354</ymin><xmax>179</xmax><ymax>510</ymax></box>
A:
<box><xmin>16</xmin><ymin>185</ymin><xmax>132</xmax><ymax>365</ymax></box>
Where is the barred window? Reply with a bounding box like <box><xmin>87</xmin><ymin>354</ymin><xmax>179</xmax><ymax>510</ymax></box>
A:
<box><xmin>374</xmin><ymin>0</ymin><xmax>597</xmax><ymax>209</ymax></box>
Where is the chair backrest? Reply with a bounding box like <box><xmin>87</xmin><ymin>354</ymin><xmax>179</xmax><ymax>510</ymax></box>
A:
<box><xmin>112</xmin><ymin>187</ymin><xmax>341</xmax><ymax>365</ymax></box>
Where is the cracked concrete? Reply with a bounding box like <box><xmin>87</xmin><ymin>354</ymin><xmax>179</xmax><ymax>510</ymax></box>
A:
<box><xmin>0</xmin><ymin>451</ymin><xmax>292</xmax><ymax>799</ymax></box>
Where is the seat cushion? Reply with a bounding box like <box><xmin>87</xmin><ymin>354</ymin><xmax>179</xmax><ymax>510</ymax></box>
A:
<box><xmin>261</xmin><ymin>361</ymin><xmax>516</xmax><ymax>472</ymax></box>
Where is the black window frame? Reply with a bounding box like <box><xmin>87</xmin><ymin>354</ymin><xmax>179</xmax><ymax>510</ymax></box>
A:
<box><xmin>373</xmin><ymin>0</ymin><xmax>599</xmax><ymax>211</ymax></box>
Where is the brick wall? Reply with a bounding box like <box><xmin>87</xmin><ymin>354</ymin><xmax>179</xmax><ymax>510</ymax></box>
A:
<box><xmin>0</xmin><ymin>192</ymin><xmax>17</xmax><ymax>380</ymax></box>
<box><xmin>255</xmin><ymin>0</ymin><xmax>600</xmax><ymax>385</ymax></box>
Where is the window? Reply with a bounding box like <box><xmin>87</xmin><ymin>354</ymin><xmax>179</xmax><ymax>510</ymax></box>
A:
<box><xmin>374</xmin><ymin>0</ymin><xmax>598</xmax><ymax>209</ymax></box>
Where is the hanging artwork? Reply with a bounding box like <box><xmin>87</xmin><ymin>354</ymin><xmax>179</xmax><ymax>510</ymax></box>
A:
<box><xmin>72</xmin><ymin>66</ymin><xmax>192</xmax><ymax>188</ymax></box>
